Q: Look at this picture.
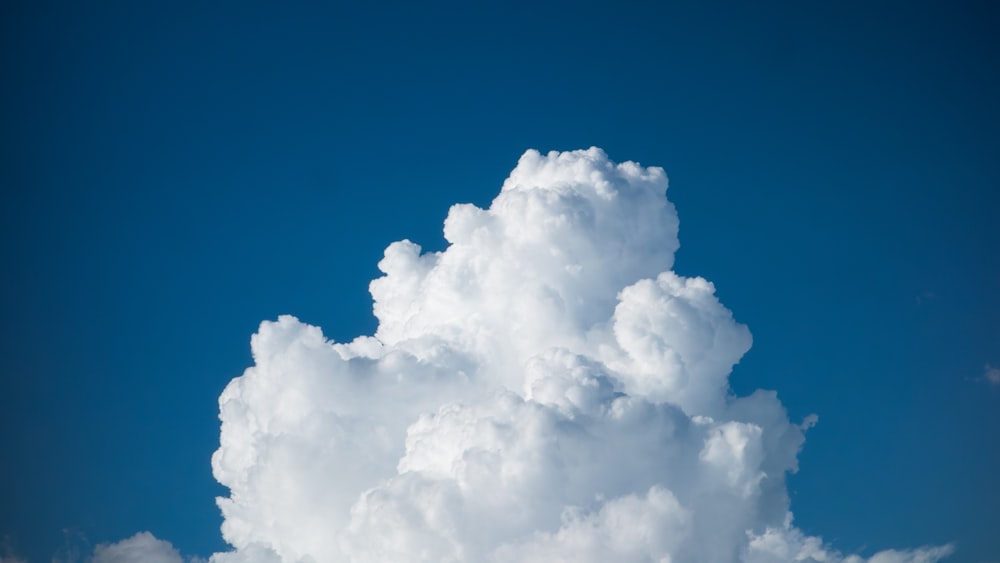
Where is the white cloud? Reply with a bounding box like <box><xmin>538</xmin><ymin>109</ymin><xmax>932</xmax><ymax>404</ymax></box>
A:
<box><xmin>116</xmin><ymin>148</ymin><xmax>953</xmax><ymax>562</ymax></box>
<box><xmin>91</xmin><ymin>532</ymin><xmax>186</xmax><ymax>563</ymax></box>
<box><xmin>744</xmin><ymin>517</ymin><xmax>955</xmax><ymax>562</ymax></box>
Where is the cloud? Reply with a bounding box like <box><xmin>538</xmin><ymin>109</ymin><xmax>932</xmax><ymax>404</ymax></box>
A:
<box><xmin>983</xmin><ymin>364</ymin><xmax>1000</xmax><ymax>386</ymax></box>
<box><xmin>122</xmin><ymin>148</ymin><xmax>953</xmax><ymax>561</ymax></box>
<box><xmin>91</xmin><ymin>532</ymin><xmax>187</xmax><ymax>563</ymax></box>
<box><xmin>0</xmin><ymin>531</ymin><xmax>206</xmax><ymax>563</ymax></box>
<box><xmin>0</xmin><ymin>536</ymin><xmax>27</xmax><ymax>563</ymax></box>
<box><xmin>744</xmin><ymin>518</ymin><xmax>954</xmax><ymax>563</ymax></box>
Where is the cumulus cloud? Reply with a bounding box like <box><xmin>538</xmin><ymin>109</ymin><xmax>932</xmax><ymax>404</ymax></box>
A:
<box><xmin>129</xmin><ymin>148</ymin><xmax>956</xmax><ymax>561</ymax></box>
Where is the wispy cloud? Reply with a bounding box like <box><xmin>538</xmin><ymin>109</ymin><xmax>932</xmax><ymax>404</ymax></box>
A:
<box><xmin>982</xmin><ymin>364</ymin><xmax>1000</xmax><ymax>387</ymax></box>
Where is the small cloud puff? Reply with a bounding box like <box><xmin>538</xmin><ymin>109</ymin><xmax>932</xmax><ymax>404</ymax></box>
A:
<box><xmin>92</xmin><ymin>532</ymin><xmax>203</xmax><ymax>563</ymax></box>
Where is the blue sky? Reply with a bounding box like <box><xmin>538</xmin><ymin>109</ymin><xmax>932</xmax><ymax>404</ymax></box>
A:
<box><xmin>0</xmin><ymin>1</ymin><xmax>997</xmax><ymax>561</ymax></box>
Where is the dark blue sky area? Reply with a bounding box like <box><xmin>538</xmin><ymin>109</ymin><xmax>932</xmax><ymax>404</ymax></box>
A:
<box><xmin>1</xmin><ymin>1</ymin><xmax>997</xmax><ymax>561</ymax></box>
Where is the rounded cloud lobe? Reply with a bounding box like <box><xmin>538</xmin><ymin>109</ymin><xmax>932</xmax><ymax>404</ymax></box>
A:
<box><xmin>196</xmin><ymin>148</ymin><xmax>952</xmax><ymax>562</ymax></box>
<box><xmin>91</xmin><ymin>532</ymin><xmax>186</xmax><ymax>563</ymax></box>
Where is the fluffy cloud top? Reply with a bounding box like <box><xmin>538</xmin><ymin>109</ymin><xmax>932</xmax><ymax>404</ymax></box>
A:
<box><xmin>119</xmin><ymin>149</ymin><xmax>955</xmax><ymax>562</ymax></box>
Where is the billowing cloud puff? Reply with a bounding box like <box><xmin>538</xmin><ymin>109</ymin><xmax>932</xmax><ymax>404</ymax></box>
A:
<box><xmin>194</xmin><ymin>148</ymin><xmax>951</xmax><ymax>562</ymax></box>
